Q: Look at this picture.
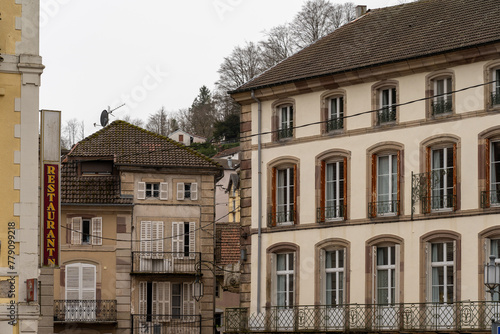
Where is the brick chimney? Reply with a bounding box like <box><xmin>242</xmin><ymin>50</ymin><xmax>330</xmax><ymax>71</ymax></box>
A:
<box><xmin>356</xmin><ymin>5</ymin><xmax>367</xmax><ymax>18</ymax></box>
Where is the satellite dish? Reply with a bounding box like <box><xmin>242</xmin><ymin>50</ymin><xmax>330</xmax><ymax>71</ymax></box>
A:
<box><xmin>100</xmin><ymin>110</ymin><xmax>109</xmax><ymax>127</ymax></box>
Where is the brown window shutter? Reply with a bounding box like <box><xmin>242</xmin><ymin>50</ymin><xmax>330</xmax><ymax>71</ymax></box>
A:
<box><xmin>271</xmin><ymin>167</ymin><xmax>277</xmax><ymax>226</ymax></box>
<box><xmin>293</xmin><ymin>164</ymin><xmax>298</xmax><ymax>224</ymax></box>
<box><xmin>343</xmin><ymin>157</ymin><xmax>348</xmax><ymax>220</ymax></box>
<box><xmin>485</xmin><ymin>139</ymin><xmax>491</xmax><ymax>208</ymax></box>
<box><xmin>425</xmin><ymin>147</ymin><xmax>431</xmax><ymax>213</ymax></box>
<box><xmin>397</xmin><ymin>150</ymin><xmax>401</xmax><ymax>216</ymax></box>
<box><xmin>371</xmin><ymin>154</ymin><xmax>377</xmax><ymax>217</ymax></box>
<box><xmin>453</xmin><ymin>143</ymin><xmax>457</xmax><ymax>210</ymax></box>
<box><xmin>320</xmin><ymin>160</ymin><xmax>326</xmax><ymax>221</ymax></box>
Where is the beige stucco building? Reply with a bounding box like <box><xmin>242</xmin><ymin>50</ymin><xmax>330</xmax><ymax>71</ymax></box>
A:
<box><xmin>226</xmin><ymin>0</ymin><xmax>500</xmax><ymax>332</ymax></box>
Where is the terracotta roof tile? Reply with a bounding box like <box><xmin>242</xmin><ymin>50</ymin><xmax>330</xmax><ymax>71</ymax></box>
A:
<box><xmin>233</xmin><ymin>0</ymin><xmax>500</xmax><ymax>93</ymax></box>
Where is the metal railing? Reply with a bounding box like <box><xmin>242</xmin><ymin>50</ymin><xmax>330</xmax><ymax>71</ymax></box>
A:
<box><xmin>492</xmin><ymin>90</ymin><xmax>500</xmax><ymax>106</ymax></box>
<box><xmin>268</xmin><ymin>210</ymin><xmax>296</xmax><ymax>227</ymax></box>
<box><xmin>131</xmin><ymin>252</ymin><xmax>201</xmax><ymax>274</ymax></box>
<box><xmin>377</xmin><ymin>106</ymin><xmax>396</xmax><ymax>124</ymax></box>
<box><xmin>225</xmin><ymin>301</ymin><xmax>500</xmax><ymax>333</ymax></box>
<box><xmin>54</xmin><ymin>299</ymin><xmax>117</xmax><ymax>322</ymax></box>
<box><xmin>421</xmin><ymin>194</ymin><xmax>456</xmax><ymax>212</ymax></box>
<box><xmin>327</xmin><ymin>117</ymin><xmax>344</xmax><ymax>131</ymax></box>
<box><xmin>132</xmin><ymin>314</ymin><xmax>201</xmax><ymax>334</ymax></box>
<box><xmin>368</xmin><ymin>200</ymin><xmax>400</xmax><ymax>217</ymax></box>
<box><xmin>432</xmin><ymin>100</ymin><xmax>453</xmax><ymax>115</ymax></box>
<box><xmin>277</xmin><ymin>126</ymin><xmax>293</xmax><ymax>140</ymax></box>
<box><xmin>481</xmin><ymin>190</ymin><xmax>500</xmax><ymax>208</ymax></box>
<box><xmin>317</xmin><ymin>205</ymin><xmax>346</xmax><ymax>223</ymax></box>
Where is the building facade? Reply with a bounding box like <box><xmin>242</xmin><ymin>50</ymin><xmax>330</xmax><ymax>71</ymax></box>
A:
<box><xmin>0</xmin><ymin>1</ymin><xmax>44</xmax><ymax>333</ymax></box>
<box><xmin>227</xmin><ymin>0</ymin><xmax>500</xmax><ymax>332</ymax></box>
<box><xmin>55</xmin><ymin>121</ymin><xmax>223</xmax><ymax>334</ymax></box>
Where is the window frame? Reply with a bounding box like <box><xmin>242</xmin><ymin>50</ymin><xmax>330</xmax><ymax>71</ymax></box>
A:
<box><xmin>270</xmin><ymin>165</ymin><xmax>297</xmax><ymax>226</ymax></box>
<box><xmin>70</xmin><ymin>217</ymin><xmax>102</xmax><ymax>246</ymax></box>
<box><xmin>319</xmin><ymin>159</ymin><xmax>347</xmax><ymax>222</ymax></box>
<box><xmin>484</xmin><ymin>61</ymin><xmax>500</xmax><ymax>111</ymax></box>
<box><xmin>271</xmin><ymin>99</ymin><xmax>296</xmax><ymax>142</ymax></box>
<box><xmin>426</xmin><ymin>70</ymin><xmax>455</xmax><ymax>119</ymax></box>
<box><xmin>172</xmin><ymin>221</ymin><xmax>196</xmax><ymax>259</ymax></box>
<box><xmin>267</xmin><ymin>243</ymin><xmax>300</xmax><ymax>308</ymax></box>
<box><xmin>372</xmin><ymin>81</ymin><xmax>399</xmax><ymax>126</ymax></box>
<box><xmin>425</xmin><ymin>144</ymin><xmax>457</xmax><ymax>212</ymax></box>
<box><xmin>323</xmin><ymin>248</ymin><xmax>345</xmax><ymax>306</ymax></box>
<box><xmin>429</xmin><ymin>241</ymin><xmax>455</xmax><ymax>304</ymax></box>
<box><xmin>176</xmin><ymin>182</ymin><xmax>198</xmax><ymax>201</ymax></box>
<box><xmin>137</xmin><ymin>181</ymin><xmax>168</xmax><ymax>200</ymax></box>
<box><xmin>369</xmin><ymin>151</ymin><xmax>401</xmax><ymax>218</ymax></box>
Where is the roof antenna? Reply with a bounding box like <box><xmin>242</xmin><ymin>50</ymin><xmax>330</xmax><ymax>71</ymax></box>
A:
<box><xmin>94</xmin><ymin>103</ymin><xmax>125</xmax><ymax>127</ymax></box>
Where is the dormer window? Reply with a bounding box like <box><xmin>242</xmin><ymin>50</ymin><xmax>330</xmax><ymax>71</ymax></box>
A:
<box><xmin>80</xmin><ymin>160</ymin><xmax>113</xmax><ymax>175</ymax></box>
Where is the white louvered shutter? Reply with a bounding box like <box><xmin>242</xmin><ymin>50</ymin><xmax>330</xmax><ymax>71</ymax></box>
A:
<box><xmin>141</xmin><ymin>221</ymin><xmax>152</xmax><ymax>258</ymax></box>
<box><xmin>138</xmin><ymin>182</ymin><xmax>146</xmax><ymax>199</ymax></box>
<box><xmin>183</xmin><ymin>283</ymin><xmax>195</xmax><ymax>315</ymax></box>
<box><xmin>172</xmin><ymin>222</ymin><xmax>184</xmax><ymax>259</ymax></box>
<box><xmin>177</xmin><ymin>183</ymin><xmax>185</xmax><ymax>200</ymax></box>
<box><xmin>189</xmin><ymin>222</ymin><xmax>196</xmax><ymax>259</ymax></box>
<box><xmin>81</xmin><ymin>264</ymin><xmax>96</xmax><ymax>300</ymax></box>
<box><xmin>71</xmin><ymin>217</ymin><xmax>82</xmax><ymax>245</ymax></box>
<box><xmin>91</xmin><ymin>217</ymin><xmax>102</xmax><ymax>245</ymax></box>
<box><xmin>139</xmin><ymin>281</ymin><xmax>147</xmax><ymax>315</ymax></box>
<box><xmin>160</xmin><ymin>182</ymin><xmax>168</xmax><ymax>200</ymax></box>
<box><xmin>65</xmin><ymin>264</ymin><xmax>80</xmax><ymax>300</ymax></box>
<box><xmin>154</xmin><ymin>282</ymin><xmax>170</xmax><ymax>316</ymax></box>
<box><xmin>152</xmin><ymin>221</ymin><xmax>164</xmax><ymax>258</ymax></box>
<box><xmin>191</xmin><ymin>183</ymin><xmax>198</xmax><ymax>200</ymax></box>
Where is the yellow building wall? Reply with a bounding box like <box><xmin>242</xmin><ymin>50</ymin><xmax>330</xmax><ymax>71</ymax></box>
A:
<box><xmin>0</xmin><ymin>0</ymin><xmax>22</xmax><ymax>55</ymax></box>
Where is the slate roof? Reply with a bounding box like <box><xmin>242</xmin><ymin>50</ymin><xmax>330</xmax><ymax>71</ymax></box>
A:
<box><xmin>61</xmin><ymin>159</ymin><xmax>132</xmax><ymax>205</ymax></box>
<box><xmin>67</xmin><ymin>120</ymin><xmax>221</xmax><ymax>169</ymax></box>
<box><xmin>216</xmin><ymin>223</ymin><xmax>240</xmax><ymax>266</ymax></box>
<box><xmin>233</xmin><ymin>0</ymin><xmax>500</xmax><ymax>93</ymax></box>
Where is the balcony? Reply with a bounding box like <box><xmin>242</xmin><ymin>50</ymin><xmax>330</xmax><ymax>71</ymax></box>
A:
<box><xmin>481</xmin><ymin>190</ymin><xmax>500</xmax><ymax>208</ymax></box>
<box><xmin>132</xmin><ymin>314</ymin><xmax>201</xmax><ymax>334</ymax></box>
<box><xmin>368</xmin><ymin>200</ymin><xmax>400</xmax><ymax>217</ymax></box>
<box><xmin>225</xmin><ymin>301</ymin><xmax>500</xmax><ymax>333</ymax></box>
<box><xmin>432</xmin><ymin>100</ymin><xmax>453</xmax><ymax>115</ymax></box>
<box><xmin>327</xmin><ymin>117</ymin><xmax>343</xmax><ymax>132</ymax></box>
<box><xmin>421</xmin><ymin>194</ymin><xmax>457</xmax><ymax>212</ymax></box>
<box><xmin>131</xmin><ymin>252</ymin><xmax>201</xmax><ymax>274</ymax></box>
<box><xmin>492</xmin><ymin>90</ymin><xmax>500</xmax><ymax>106</ymax></box>
<box><xmin>377</xmin><ymin>106</ymin><xmax>396</xmax><ymax>125</ymax></box>
<box><xmin>317</xmin><ymin>205</ymin><xmax>346</xmax><ymax>223</ymax></box>
<box><xmin>54</xmin><ymin>299</ymin><xmax>117</xmax><ymax>323</ymax></box>
<box><xmin>268</xmin><ymin>210</ymin><xmax>296</xmax><ymax>227</ymax></box>
<box><xmin>277</xmin><ymin>126</ymin><xmax>293</xmax><ymax>140</ymax></box>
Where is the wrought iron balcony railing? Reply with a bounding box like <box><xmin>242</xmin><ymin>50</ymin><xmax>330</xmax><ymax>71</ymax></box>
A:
<box><xmin>225</xmin><ymin>301</ymin><xmax>500</xmax><ymax>333</ymax></box>
<box><xmin>368</xmin><ymin>200</ymin><xmax>400</xmax><ymax>217</ymax></box>
<box><xmin>54</xmin><ymin>299</ymin><xmax>117</xmax><ymax>322</ymax></box>
<box><xmin>131</xmin><ymin>251</ymin><xmax>201</xmax><ymax>274</ymax></box>
<box><xmin>327</xmin><ymin>117</ymin><xmax>344</xmax><ymax>131</ymax></box>
<box><xmin>317</xmin><ymin>205</ymin><xmax>346</xmax><ymax>223</ymax></box>
<box><xmin>421</xmin><ymin>194</ymin><xmax>456</xmax><ymax>212</ymax></box>
<box><xmin>377</xmin><ymin>106</ymin><xmax>396</xmax><ymax>124</ymax></box>
<box><xmin>492</xmin><ymin>90</ymin><xmax>500</xmax><ymax>106</ymax></box>
<box><xmin>277</xmin><ymin>126</ymin><xmax>293</xmax><ymax>140</ymax></box>
<box><xmin>481</xmin><ymin>190</ymin><xmax>500</xmax><ymax>208</ymax></box>
<box><xmin>132</xmin><ymin>314</ymin><xmax>201</xmax><ymax>334</ymax></box>
<box><xmin>268</xmin><ymin>210</ymin><xmax>296</xmax><ymax>227</ymax></box>
<box><xmin>432</xmin><ymin>100</ymin><xmax>453</xmax><ymax>115</ymax></box>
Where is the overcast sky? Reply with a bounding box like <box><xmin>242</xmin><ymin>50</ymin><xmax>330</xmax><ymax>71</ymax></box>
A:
<box><xmin>39</xmin><ymin>0</ymin><xmax>404</xmax><ymax>136</ymax></box>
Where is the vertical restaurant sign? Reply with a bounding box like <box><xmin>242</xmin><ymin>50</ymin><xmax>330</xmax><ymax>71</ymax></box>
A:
<box><xmin>43</xmin><ymin>163</ymin><xmax>59</xmax><ymax>266</ymax></box>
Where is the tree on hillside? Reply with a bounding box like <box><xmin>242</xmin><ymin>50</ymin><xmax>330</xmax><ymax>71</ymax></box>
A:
<box><xmin>185</xmin><ymin>86</ymin><xmax>219</xmax><ymax>138</ymax></box>
<box><xmin>213</xmin><ymin>113</ymin><xmax>240</xmax><ymax>142</ymax></box>
<box><xmin>146</xmin><ymin>107</ymin><xmax>170</xmax><ymax>136</ymax></box>
<box><xmin>260</xmin><ymin>24</ymin><xmax>297</xmax><ymax>69</ymax></box>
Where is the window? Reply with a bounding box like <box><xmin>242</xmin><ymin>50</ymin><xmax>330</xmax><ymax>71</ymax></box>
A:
<box><xmin>324</xmin><ymin>249</ymin><xmax>344</xmax><ymax>306</ymax></box>
<box><xmin>65</xmin><ymin>263</ymin><xmax>96</xmax><ymax>320</ymax></box>
<box><xmin>428</xmin><ymin>146</ymin><xmax>456</xmax><ymax>211</ymax></box>
<box><xmin>432</xmin><ymin>77</ymin><xmax>453</xmax><ymax>115</ymax></box>
<box><xmin>278</xmin><ymin>105</ymin><xmax>293</xmax><ymax>139</ymax></box>
<box><xmin>70</xmin><ymin>217</ymin><xmax>102</xmax><ymax>245</ymax></box>
<box><xmin>482</xmin><ymin>140</ymin><xmax>500</xmax><ymax>208</ymax></box>
<box><xmin>378</xmin><ymin>88</ymin><xmax>397</xmax><ymax>124</ymax></box>
<box><xmin>139</xmin><ymin>281</ymin><xmax>194</xmax><ymax>318</ymax></box>
<box><xmin>319</xmin><ymin>159</ymin><xmax>346</xmax><ymax>222</ymax></box>
<box><xmin>369</xmin><ymin>153</ymin><xmax>400</xmax><ymax>217</ymax></box>
<box><xmin>375</xmin><ymin>246</ymin><xmax>397</xmax><ymax>305</ymax></box>
<box><xmin>179</xmin><ymin>134</ymin><xmax>184</xmax><ymax>142</ymax></box>
<box><xmin>270</xmin><ymin>166</ymin><xmax>296</xmax><ymax>226</ymax></box>
<box><xmin>430</xmin><ymin>242</ymin><xmax>454</xmax><ymax>303</ymax></box>
<box><xmin>492</xmin><ymin>69</ymin><xmax>500</xmax><ymax>106</ymax></box>
<box><xmin>138</xmin><ymin>182</ymin><xmax>168</xmax><ymax>200</ymax></box>
<box><xmin>81</xmin><ymin>160</ymin><xmax>113</xmax><ymax>175</ymax></box>
<box><xmin>327</xmin><ymin>97</ymin><xmax>344</xmax><ymax>131</ymax></box>
<box><xmin>276</xmin><ymin>253</ymin><xmax>294</xmax><ymax>307</ymax></box>
<box><xmin>177</xmin><ymin>182</ymin><xmax>198</xmax><ymax>200</ymax></box>
<box><xmin>172</xmin><ymin>222</ymin><xmax>195</xmax><ymax>258</ymax></box>
<box><xmin>140</xmin><ymin>221</ymin><xmax>164</xmax><ymax>255</ymax></box>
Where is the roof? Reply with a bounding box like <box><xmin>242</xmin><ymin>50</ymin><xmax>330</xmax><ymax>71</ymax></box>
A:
<box><xmin>168</xmin><ymin>129</ymin><xmax>206</xmax><ymax>140</ymax></box>
<box><xmin>67</xmin><ymin>120</ymin><xmax>220</xmax><ymax>170</ymax></box>
<box><xmin>233</xmin><ymin>0</ymin><xmax>500</xmax><ymax>93</ymax></box>
<box><xmin>216</xmin><ymin>223</ymin><xmax>240</xmax><ymax>266</ymax></box>
<box><xmin>61</xmin><ymin>160</ymin><xmax>133</xmax><ymax>205</ymax></box>
<box><xmin>213</xmin><ymin>145</ymin><xmax>240</xmax><ymax>159</ymax></box>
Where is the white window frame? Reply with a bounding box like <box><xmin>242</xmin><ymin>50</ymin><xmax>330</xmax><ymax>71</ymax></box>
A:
<box><xmin>176</xmin><ymin>182</ymin><xmax>198</xmax><ymax>201</ymax></box>
<box><xmin>280</xmin><ymin>105</ymin><xmax>293</xmax><ymax>131</ymax></box>
<box><xmin>277</xmin><ymin>168</ymin><xmax>294</xmax><ymax>225</ymax></box>
<box><xmin>491</xmin><ymin>141</ymin><xmax>500</xmax><ymax>205</ymax></box>
<box><xmin>138</xmin><ymin>182</ymin><xmax>168</xmax><ymax>200</ymax></box>
<box><xmin>323</xmin><ymin>249</ymin><xmax>345</xmax><ymax>306</ymax></box>
<box><xmin>493</xmin><ymin>69</ymin><xmax>500</xmax><ymax>106</ymax></box>
<box><xmin>71</xmin><ymin>217</ymin><xmax>102</xmax><ymax>245</ymax></box>
<box><xmin>429</xmin><ymin>241</ymin><xmax>455</xmax><ymax>303</ymax></box>
<box><xmin>328</xmin><ymin>96</ymin><xmax>344</xmax><ymax>130</ymax></box>
<box><xmin>376</xmin><ymin>154</ymin><xmax>397</xmax><ymax>216</ymax></box>
<box><xmin>325</xmin><ymin>161</ymin><xmax>344</xmax><ymax>221</ymax></box>
<box><xmin>374</xmin><ymin>245</ymin><xmax>398</xmax><ymax>305</ymax></box>
<box><xmin>378</xmin><ymin>87</ymin><xmax>396</xmax><ymax>123</ymax></box>
<box><xmin>172</xmin><ymin>222</ymin><xmax>195</xmax><ymax>259</ymax></box>
<box><xmin>431</xmin><ymin>146</ymin><xmax>454</xmax><ymax>211</ymax></box>
<box><xmin>65</xmin><ymin>263</ymin><xmax>96</xmax><ymax>300</ymax></box>
<box><xmin>486</xmin><ymin>239</ymin><xmax>500</xmax><ymax>301</ymax></box>
<box><xmin>275</xmin><ymin>253</ymin><xmax>294</xmax><ymax>307</ymax></box>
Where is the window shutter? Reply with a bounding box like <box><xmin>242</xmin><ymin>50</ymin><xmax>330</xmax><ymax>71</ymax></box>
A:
<box><xmin>486</xmin><ymin>139</ymin><xmax>491</xmax><ymax>196</ymax></box>
<box><xmin>343</xmin><ymin>157</ymin><xmax>348</xmax><ymax>220</ymax></box>
<box><xmin>152</xmin><ymin>282</ymin><xmax>158</xmax><ymax>315</ymax></box>
<box><xmin>293</xmin><ymin>164</ymin><xmax>298</xmax><ymax>224</ymax></box>
<box><xmin>371</xmin><ymin>154</ymin><xmax>377</xmax><ymax>217</ymax></box>
<box><xmin>71</xmin><ymin>217</ymin><xmax>82</xmax><ymax>245</ymax></box>
<box><xmin>320</xmin><ymin>161</ymin><xmax>326</xmax><ymax>222</ymax></box>
<box><xmin>81</xmin><ymin>264</ymin><xmax>96</xmax><ymax>300</ymax></box>
<box><xmin>160</xmin><ymin>182</ymin><xmax>168</xmax><ymax>200</ymax></box>
<box><xmin>154</xmin><ymin>282</ymin><xmax>170</xmax><ymax>315</ymax></box>
<box><xmin>191</xmin><ymin>183</ymin><xmax>198</xmax><ymax>200</ymax></box>
<box><xmin>177</xmin><ymin>183</ymin><xmax>185</xmax><ymax>200</ymax></box>
<box><xmin>453</xmin><ymin>143</ymin><xmax>457</xmax><ymax>210</ymax></box>
<box><xmin>183</xmin><ymin>283</ymin><xmax>195</xmax><ymax>315</ymax></box>
<box><xmin>271</xmin><ymin>167</ymin><xmax>277</xmax><ymax>227</ymax></box>
<box><xmin>140</xmin><ymin>221</ymin><xmax>152</xmax><ymax>256</ymax></box>
<box><xmin>172</xmin><ymin>222</ymin><xmax>184</xmax><ymax>258</ymax></box>
<box><xmin>397</xmin><ymin>151</ymin><xmax>401</xmax><ymax>216</ymax></box>
<box><xmin>65</xmin><ymin>264</ymin><xmax>80</xmax><ymax>300</ymax></box>
<box><xmin>138</xmin><ymin>182</ymin><xmax>146</xmax><ymax>199</ymax></box>
<box><xmin>152</xmin><ymin>221</ymin><xmax>164</xmax><ymax>256</ymax></box>
<box><xmin>189</xmin><ymin>222</ymin><xmax>196</xmax><ymax>259</ymax></box>
<box><xmin>91</xmin><ymin>217</ymin><xmax>102</xmax><ymax>245</ymax></box>
<box><xmin>139</xmin><ymin>281</ymin><xmax>147</xmax><ymax>314</ymax></box>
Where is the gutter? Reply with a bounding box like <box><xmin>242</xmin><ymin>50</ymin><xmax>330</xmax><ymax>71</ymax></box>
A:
<box><xmin>251</xmin><ymin>90</ymin><xmax>262</xmax><ymax>314</ymax></box>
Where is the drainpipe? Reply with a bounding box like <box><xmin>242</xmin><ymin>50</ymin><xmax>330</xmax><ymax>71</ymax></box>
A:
<box><xmin>251</xmin><ymin>90</ymin><xmax>262</xmax><ymax>314</ymax></box>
